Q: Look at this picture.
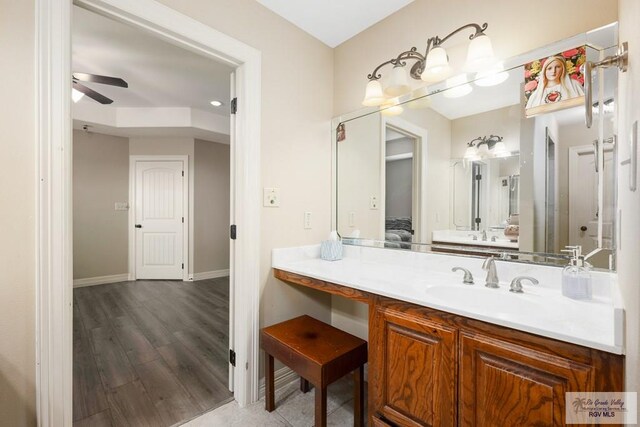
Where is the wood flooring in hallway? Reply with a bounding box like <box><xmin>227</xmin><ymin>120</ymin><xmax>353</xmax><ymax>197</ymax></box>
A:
<box><xmin>73</xmin><ymin>278</ymin><xmax>233</xmax><ymax>427</ymax></box>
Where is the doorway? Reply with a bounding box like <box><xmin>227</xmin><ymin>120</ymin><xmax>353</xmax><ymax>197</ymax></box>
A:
<box><xmin>36</xmin><ymin>1</ymin><xmax>261</xmax><ymax>425</ymax></box>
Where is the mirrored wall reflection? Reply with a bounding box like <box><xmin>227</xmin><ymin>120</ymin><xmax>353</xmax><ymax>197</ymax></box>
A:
<box><xmin>335</xmin><ymin>24</ymin><xmax>618</xmax><ymax>269</ymax></box>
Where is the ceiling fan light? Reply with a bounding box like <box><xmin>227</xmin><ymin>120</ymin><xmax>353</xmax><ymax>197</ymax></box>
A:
<box><xmin>384</xmin><ymin>65</ymin><xmax>411</xmax><ymax>97</ymax></box>
<box><xmin>362</xmin><ymin>80</ymin><xmax>386</xmax><ymax>106</ymax></box>
<box><xmin>72</xmin><ymin>88</ymin><xmax>85</xmax><ymax>103</ymax></box>
<box><xmin>465</xmin><ymin>34</ymin><xmax>496</xmax><ymax>71</ymax></box>
<box><xmin>421</xmin><ymin>46</ymin><xmax>451</xmax><ymax>82</ymax></box>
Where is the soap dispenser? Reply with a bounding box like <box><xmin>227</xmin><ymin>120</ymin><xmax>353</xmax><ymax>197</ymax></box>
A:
<box><xmin>560</xmin><ymin>246</ymin><xmax>592</xmax><ymax>300</ymax></box>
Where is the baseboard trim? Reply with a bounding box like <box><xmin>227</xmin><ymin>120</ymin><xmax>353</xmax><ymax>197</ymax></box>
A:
<box><xmin>258</xmin><ymin>366</ymin><xmax>299</xmax><ymax>399</ymax></box>
<box><xmin>73</xmin><ymin>273</ymin><xmax>130</xmax><ymax>288</ymax></box>
<box><xmin>193</xmin><ymin>269</ymin><xmax>230</xmax><ymax>281</ymax></box>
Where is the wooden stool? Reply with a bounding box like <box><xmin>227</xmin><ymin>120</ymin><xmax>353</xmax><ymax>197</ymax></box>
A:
<box><xmin>261</xmin><ymin>315</ymin><xmax>367</xmax><ymax>427</ymax></box>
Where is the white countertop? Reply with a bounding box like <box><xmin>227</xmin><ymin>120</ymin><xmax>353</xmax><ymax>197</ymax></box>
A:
<box><xmin>272</xmin><ymin>244</ymin><xmax>624</xmax><ymax>355</ymax></box>
<box><xmin>432</xmin><ymin>229</ymin><xmax>519</xmax><ymax>249</ymax></box>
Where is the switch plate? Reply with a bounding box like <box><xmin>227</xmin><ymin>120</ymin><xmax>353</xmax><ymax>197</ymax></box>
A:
<box><xmin>348</xmin><ymin>211</ymin><xmax>355</xmax><ymax>227</ymax></box>
<box><xmin>114</xmin><ymin>202</ymin><xmax>129</xmax><ymax>211</ymax></box>
<box><xmin>263</xmin><ymin>188</ymin><xmax>280</xmax><ymax>207</ymax></box>
<box><xmin>370</xmin><ymin>196</ymin><xmax>379</xmax><ymax>210</ymax></box>
<box><xmin>304</xmin><ymin>211</ymin><xmax>312</xmax><ymax>229</ymax></box>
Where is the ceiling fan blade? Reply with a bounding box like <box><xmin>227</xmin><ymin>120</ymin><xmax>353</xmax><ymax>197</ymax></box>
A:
<box><xmin>73</xmin><ymin>72</ymin><xmax>128</xmax><ymax>88</ymax></box>
<box><xmin>73</xmin><ymin>81</ymin><xmax>114</xmax><ymax>104</ymax></box>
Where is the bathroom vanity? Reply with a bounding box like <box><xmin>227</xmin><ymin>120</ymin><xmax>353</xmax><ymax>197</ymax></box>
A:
<box><xmin>272</xmin><ymin>245</ymin><xmax>624</xmax><ymax>426</ymax></box>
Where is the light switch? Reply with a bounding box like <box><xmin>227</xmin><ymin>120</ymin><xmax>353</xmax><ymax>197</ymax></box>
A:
<box><xmin>304</xmin><ymin>211</ymin><xmax>312</xmax><ymax>229</ymax></box>
<box><xmin>348</xmin><ymin>211</ymin><xmax>355</xmax><ymax>227</ymax></box>
<box><xmin>263</xmin><ymin>187</ymin><xmax>280</xmax><ymax>207</ymax></box>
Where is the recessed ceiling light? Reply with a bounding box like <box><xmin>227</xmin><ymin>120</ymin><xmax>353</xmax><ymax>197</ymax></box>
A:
<box><xmin>210</xmin><ymin>100</ymin><xmax>223</xmax><ymax>107</ymax></box>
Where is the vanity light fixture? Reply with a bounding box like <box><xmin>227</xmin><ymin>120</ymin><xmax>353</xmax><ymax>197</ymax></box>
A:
<box><xmin>443</xmin><ymin>74</ymin><xmax>473</xmax><ymax>98</ymax></box>
<box><xmin>362</xmin><ymin>22</ymin><xmax>495</xmax><ymax>107</ymax></box>
<box><xmin>464</xmin><ymin>135</ymin><xmax>509</xmax><ymax>160</ymax></box>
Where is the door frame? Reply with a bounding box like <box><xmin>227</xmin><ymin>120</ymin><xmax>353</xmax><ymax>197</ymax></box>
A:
<box><xmin>129</xmin><ymin>155</ymin><xmax>190</xmax><ymax>281</ymax></box>
<box><xmin>36</xmin><ymin>0</ymin><xmax>262</xmax><ymax>425</ymax></box>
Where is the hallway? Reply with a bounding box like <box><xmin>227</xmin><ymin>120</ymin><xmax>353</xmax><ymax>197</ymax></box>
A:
<box><xmin>73</xmin><ymin>278</ymin><xmax>232</xmax><ymax>426</ymax></box>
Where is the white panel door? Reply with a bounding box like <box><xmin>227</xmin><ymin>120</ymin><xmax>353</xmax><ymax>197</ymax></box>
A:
<box><xmin>135</xmin><ymin>161</ymin><xmax>185</xmax><ymax>279</ymax></box>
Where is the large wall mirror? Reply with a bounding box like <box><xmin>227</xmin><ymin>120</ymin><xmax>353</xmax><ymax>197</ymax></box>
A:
<box><xmin>333</xmin><ymin>23</ymin><xmax>618</xmax><ymax>269</ymax></box>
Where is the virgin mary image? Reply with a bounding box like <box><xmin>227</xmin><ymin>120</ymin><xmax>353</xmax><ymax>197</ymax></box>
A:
<box><xmin>524</xmin><ymin>47</ymin><xmax>586</xmax><ymax>116</ymax></box>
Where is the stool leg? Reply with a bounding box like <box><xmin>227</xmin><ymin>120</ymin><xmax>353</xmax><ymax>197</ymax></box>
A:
<box><xmin>300</xmin><ymin>377</ymin><xmax>311</xmax><ymax>393</ymax></box>
<box><xmin>353</xmin><ymin>366</ymin><xmax>364</xmax><ymax>427</ymax></box>
<box><xmin>315</xmin><ymin>384</ymin><xmax>327</xmax><ymax>427</ymax></box>
<box><xmin>265</xmin><ymin>353</ymin><xmax>275</xmax><ymax>412</ymax></box>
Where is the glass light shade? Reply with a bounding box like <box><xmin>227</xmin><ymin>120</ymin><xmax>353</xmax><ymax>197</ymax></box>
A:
<box><xmin>362</xmin><ymin>79</ymin><xmax>386</xmax><ymax>106</ymax></box>
<box><xmin>421</xmin><ymin>46</ymin><xmax>451</xmax><ymax>82</ymax></box>
<box><xmin>407</xmin><ymin>86</ymin><xmax>432</xmax><ymax>109</ymax></box>
<box><xmin>443</xmin><ymin>74</ymin><xmax>472</xmax><ymax>98</ymax></box>
<box><xmin>72</xmin><ymin>88</ymin><xmax>85</xmax><ymax>103</ymax></box>
<box><xmin>384</xmin><ymin>65</ymin><xmax>411</xmax><ymax>97</ymax></box>
<box><xmin>465</xmin><ymin>34</ymin><xmax>495</xmax><ymax>71</ymax></box>
<box><xmin>474</xmin><ymin>62</ymin><xmax>509</xmax><ymax>87</ymax></box>
<box><xmin>477</xmin><ymin>143</ymin><xmax>490</xmax><ymax>156</ymax></box>
<box><xmin>492</xmin><ymin>141</ymin><xmax>510</xmax><ymax>157</ymax></box>
<box><xmin>380</xmin><ymin>98</ymin><xmax>404</xmax><ymax>116</ymax></box>
<box><xmin>464</xmin><ymin>146</ymin><xmax>478</xmax><ymax>159</ymax></box>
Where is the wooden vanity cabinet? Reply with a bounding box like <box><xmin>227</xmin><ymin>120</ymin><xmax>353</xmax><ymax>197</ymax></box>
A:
<box><xmin>369</xmin><ymin>297</ymin><xmax>624</xmax><ymax>427</ymax></box>
<box><xmin>272</xmin><ymin>270</ymin><xmax>624</xmax><ymax>427</ymax></box>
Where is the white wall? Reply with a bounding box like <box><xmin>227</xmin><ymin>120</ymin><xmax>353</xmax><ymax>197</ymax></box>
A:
<box><xmin>73</xmin><ymin>130</ymin><xmax>130</xmax><ymax>279</ymax></box>
<box><xmin>617</xmin><ymin>0</ymin><xmax>640</xmax><ymax>404</ymax></box>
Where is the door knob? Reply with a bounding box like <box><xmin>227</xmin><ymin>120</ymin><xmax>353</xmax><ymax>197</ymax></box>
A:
<box><xmin>135</xmin><ymin>224</ymin><xmax>143</xmax><ymax>228</ymax></box>
<box><xmin>580</xmin><ymin>225</ymin><xmax>587</xmax><ymax>231</ymax></box>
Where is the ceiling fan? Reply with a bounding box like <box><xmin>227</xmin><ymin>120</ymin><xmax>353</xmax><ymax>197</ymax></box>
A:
<box><xmin>72</xmin><ymin>72</ymin><xmax>128</xmax><ymax>104</ymax></box>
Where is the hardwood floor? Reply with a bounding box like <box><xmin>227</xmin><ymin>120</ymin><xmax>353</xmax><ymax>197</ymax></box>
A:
<box><xmin>73</xmin><ymin>278</ymin><xmax>233</xmax><ymax>426</ymax></box>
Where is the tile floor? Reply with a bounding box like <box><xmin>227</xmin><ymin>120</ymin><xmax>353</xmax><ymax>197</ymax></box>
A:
<box><xmin>182</xmin><ymin>375</ymin><xmax>368</xmax><ymax>427</ymax></box>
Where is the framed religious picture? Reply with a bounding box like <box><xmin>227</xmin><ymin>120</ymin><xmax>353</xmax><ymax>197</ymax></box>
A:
<box><xmin>524</xmin><ymin>46</ymin><xmax>586</xmax><ymax>117</ymax></box>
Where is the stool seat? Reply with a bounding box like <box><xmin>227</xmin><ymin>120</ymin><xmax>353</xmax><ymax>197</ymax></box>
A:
<box><xmin>261</xmin><ymin>315</ymin><xmax>367</xmax><ymax>427</ymax></box>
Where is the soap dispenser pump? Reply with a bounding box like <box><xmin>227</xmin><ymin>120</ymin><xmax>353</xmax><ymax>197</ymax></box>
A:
<box><xmin>560</xmin><ymin>245</ymin><xmax>592</xmax><ymax>300</ymax></box>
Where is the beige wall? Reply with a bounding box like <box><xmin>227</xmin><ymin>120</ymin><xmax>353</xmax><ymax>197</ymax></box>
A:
<box><xmin>618</xmin><ymin>0</ymin><xmax>640</xmax><ymax>403</ymax></box>
<box><xmin>0</xmin><ymin>0</ymin><xmax>36</xmax><ymax>425</ymax></box>
<box><xmin>73</xmin><ymin>130</ymin><xmax>130</xmax><ymax>279</ymax></box>
<box><xmin>194</xmin><ymin>139</ymin><xmax>230</xmax><ymax>273</ymax></box>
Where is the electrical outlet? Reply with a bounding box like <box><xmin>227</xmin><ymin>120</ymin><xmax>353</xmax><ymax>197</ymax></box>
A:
<box><xmin>304</xmin><ymin>211</ymin><xmax>312</xmax><ymax>229</ymax></box>
<box><xmin>114</xmin><ymin>202</ymin><xmax>129</xmax><ymax>211</ymax></box>
<box><xmin>348</xmin><ymin>211</ymin><xmax>355</xmax><ymax>227</ymax></box>
<box><xmin>370</xmin><ymin>196</ymin><xmax>379</xmax><ymax>210</ymax></box>
<box><xmin>263</xmin><ymin>188</ymin><xmax>280</xmax><ymax>207</ymax></box>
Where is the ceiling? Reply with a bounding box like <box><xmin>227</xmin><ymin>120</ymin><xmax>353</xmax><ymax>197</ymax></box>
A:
<box><xmin>72</xmin><ymin>6</ymin><xmax>233</xmax><ymax>141</ymax></box>
<box><xmin>256</xmin><ymin>0</ymin><xmax>414</xmax><ymax>48</ymax></box>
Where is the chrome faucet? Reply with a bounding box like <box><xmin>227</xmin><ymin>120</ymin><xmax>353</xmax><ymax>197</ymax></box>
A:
<box><xmin>482</xmin><ymin>257</ymin><xmax>499</xmax><ymax>288</ymax></box>
<box><xmin>452</xmin><ymin>267</ymin><xmax>474</xmax><ymax>285</ymax></box>
<box><xmin>509</xmin><ymin>276</ymin><xmax>539</xmax><ymax>293</ymax></box>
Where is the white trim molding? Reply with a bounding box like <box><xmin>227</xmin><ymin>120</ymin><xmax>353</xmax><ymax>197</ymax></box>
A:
<box><xmin>193</xmin><ymin>269</ymin><xmax>230</xmax><ymax>281</ymax></box>
<box><xmin>36</xmin><ymin>0</ymin><xmax>262</xmax><ymax>424</ymax></box>
<box><xmin>73</xmin><ymin>274</ymin><xmax>130</xmax><ymax>288</ymax></box>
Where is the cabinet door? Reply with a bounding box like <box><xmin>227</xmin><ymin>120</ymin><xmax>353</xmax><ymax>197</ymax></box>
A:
<box><xmin>370</xmin><ymin>305</ymin><xmax>457</xmax><ymax>427</ymax></box>
<box><xmin>459</xmin><ymin>331</ymin><xmax>594</xmax><ymax>427</ymax></box>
